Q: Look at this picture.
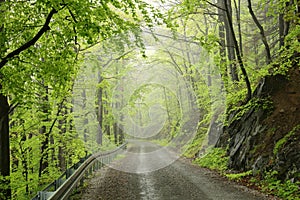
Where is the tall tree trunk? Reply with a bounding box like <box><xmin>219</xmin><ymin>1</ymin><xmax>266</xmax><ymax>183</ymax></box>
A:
<box><xmin>19</xmin><ymin>133</ymin><xmax>29</xmax><ymax>194</ymax></box>
<box><xmin>247</xmin><ymin>0</ymin><xmax>272</xmax><ymax>64</ymax></box>
<box><xmin>82</xmin><ymin>89</ymin><xmax>89</xmax><ymax>155</ymax></box>
<box><xmin>0</xmin><ymin>0</ymin><xmax>11</xmax><ymax>197</ymax></box>
<box><xmin>279</xmin><ymin>1</ymin><xmax>292</xmax><ymax>48</ymax></box>
<box><xmin>96</xmin><ymin>70</ymin><xmax>103</xmax><ymax>145</ymax></box>
<box><xmin>58</xmin><ymin>105</ymin><xmax>67</xmax><ymax>172</ymax></box>
<box><xmin>38</xmin><ymin>86</ymin><xmax>50</xmax><ymax>177</ymax></box>
<box><xmin>118</xmin><ymin>121</ymin><xmax>124</xmax><ymax>144</ymax></box>
<box><xmin>163</xmin><ymin>87</ymin><xmax>172</xmax><ymax>137</ymax></box>
<box><xmin>224</xmin><ymin>0</ymin><xmax>239</xmax><ymax>82</ymax></box>
<box><xmin>224</xmin><ymin>0</ymin><xmax>252</xmax><ymax>101</ymax></box>
<box><xmin>113</xmin><ymin>122</ymin><xmax>118</xmax><ymax>144</ymax></box>
<box><xmin>234</xmin><ymin>0</ymin><xmax>243</xmax><ymax>57</ymax></box>
<box><xmin>0</xmin><ymin>87</ymin><xmax>11</xmax><ymax>198</ymax></box>
<box><xmin>218</xmin><ymin>0</ymin><xmax>228</xmax><ymax>88</ymax></box>
<box><xmin>104</xmin><ymin>91</ymin><xmax>111</xmax><ymax>140</ymax></box>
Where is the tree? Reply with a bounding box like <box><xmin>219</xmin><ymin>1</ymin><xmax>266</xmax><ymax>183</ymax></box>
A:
<box><xmin>0</xmin><ymin>0</ymin><xmax>11</xmax><ymax>197</ymax></box>
<box><xmin>0</xmin><ymin>0</ymin><xmax>164</xmax><ymax>198</ymax></box>
<box><xmin>247</xmin><ymin>0</ymin><xmax>272</xmax><ymax>64</ymax></box>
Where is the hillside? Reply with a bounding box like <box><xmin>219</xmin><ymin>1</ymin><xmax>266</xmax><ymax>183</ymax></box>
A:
<box><xmin>214</xmin><ymin>67</ymin><xmax>300</xmax><ymax>198</ymax></box>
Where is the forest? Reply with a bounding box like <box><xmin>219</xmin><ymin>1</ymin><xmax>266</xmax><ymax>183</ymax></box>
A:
<box><xmin>0</xmin><ymin>0</ymin><xmax>299</xmax><ymax>199</ymax></box>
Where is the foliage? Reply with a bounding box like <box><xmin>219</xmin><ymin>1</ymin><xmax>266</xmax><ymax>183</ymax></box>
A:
<box><xmin>273</xmin><ymin>124</ymin><xmax>300</xmax><ymax>155</ymax></box>
<box><xmin>261</xmin><ymin>171</ymin><xmax>300</xmax><ymax>199</ymax></box>
<box><xmin>225</xmin><ymin>170</ymin><xmax>253</xmax><ymax>181</ymax></box>
<box><xmin>224</xmin><ymin>170</ymin><xmax>300</xmax><ymax>199</ymax></box>
<box><xmin>0</xmin><ymin>0</ymin><xmax>167</xmax><ymax>198</ymax></box>
<box><xmin>1</xmin><ymin>0</ymin><xmax>300</xmax><ymax>198</ymax></box>
<box><xmin>183</xmin><ymin>127</ymin><xmax>207</xmax><ymax>158</ymax></box>
<box><xmin>225</xmin><ymin>97</ymin><xmax>274</xmax><ymax>126</ymax></box>
<box><xmin>193</xmin><ymin>147</ymin><xmax>228</xmax><ymax>172</ymax></box>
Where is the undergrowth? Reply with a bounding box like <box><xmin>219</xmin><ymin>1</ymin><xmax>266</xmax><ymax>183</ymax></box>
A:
<box><xmin>193</xmin><ymin>147</ymin><xmax>300</xmax><ymax>199</ymax></box>
<box><xmin>193</xmin><ymin>147</ymin><xmax>228</xmax><ymax>171</ymax></box>
<box><xmin>261</xmin><ymin>171</ymin><xmax>300</xmax><ymax>200</ymax></box>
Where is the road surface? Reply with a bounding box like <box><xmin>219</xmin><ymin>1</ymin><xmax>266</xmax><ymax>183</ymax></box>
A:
<box><xmin>77</xmin><ymin>140</ymin><xmax>277</xmax><ymax>200</ymax></box>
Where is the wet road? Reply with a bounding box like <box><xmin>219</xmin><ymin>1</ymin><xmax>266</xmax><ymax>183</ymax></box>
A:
<box><xmin>78</xmin><ymin>140</ymin><xmax>274</xmax><ymax>200</ymax></box>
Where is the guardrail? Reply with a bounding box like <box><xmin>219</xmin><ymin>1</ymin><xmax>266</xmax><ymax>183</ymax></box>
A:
<box><xmin>32</xmin><ymin>143</ymin><xmax>127</xmax><ymax>200</ymax></box>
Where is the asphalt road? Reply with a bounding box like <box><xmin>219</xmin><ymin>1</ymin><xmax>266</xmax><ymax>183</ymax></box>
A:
<box><xmin>77</xmin><ymin>140</ymin><xmax>276</xmax><ymax>200</ymax></box>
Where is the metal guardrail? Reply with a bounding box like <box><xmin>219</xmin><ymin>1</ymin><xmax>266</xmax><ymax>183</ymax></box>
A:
<box><xmin>32</xmin><ymin>143</ymin><xmax>127</xmax><ymax>200</ymax></box>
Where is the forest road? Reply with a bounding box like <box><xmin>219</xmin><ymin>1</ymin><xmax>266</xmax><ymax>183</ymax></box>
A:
<box><xmin>78</xmin><ymin>140</ymin><xmax>276</xmax><ymax>200</ymax></box>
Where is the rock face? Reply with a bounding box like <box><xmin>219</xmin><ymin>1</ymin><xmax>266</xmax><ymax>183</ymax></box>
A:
<box><xmin>218</xmin><ymin>68</ymin><xmax>300</xmax><ymax>181</ymax></box>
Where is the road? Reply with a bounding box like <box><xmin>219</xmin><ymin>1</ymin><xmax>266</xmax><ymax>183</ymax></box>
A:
<box><xmin>77</xmin><ymin>140</ymin><xmax>276</xmax><ymax>200</ymax></box>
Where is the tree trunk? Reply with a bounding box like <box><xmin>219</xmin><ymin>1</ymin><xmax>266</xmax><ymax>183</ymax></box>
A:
<box><xmin>38</xmin><ymin>86</ymin><xmax>50</xmax><ymax>177</ymax></box>
<box><xmin>234</xmin><ymin>0</ymin><xmax>243</xmax><ymax>57</ymax></box>
<box><xmin>19</xmin><ymin>133</ymin><xmax>29</xmax><ymax>194</ymax></box>
<box><xmin>224</xmin><ymin>0</ymin><xmax>252</xmax><ymax>101</ymax></box>
<box><xmin>0</xmin><ymin>86</ymin><xmax>11</xmax><ymax>198</ymax></box>
<box><xmin>218</xmin><ymin>0</ymin><xmax>229</xmax><ymax>89</ymax></box>
<box><xmin>163</xmin><ymin>87</ymin><xmax>172</xmax><ymax>136</ymax></box>
<box><xmin>58</xmin><ymin>105</ymin><xmax>67</xmax><ymax>172</ymax></box>
<box><xmin>103</xmin><ymin>91</ymin><xmax>111</xmax><ymax>140</ymax></box>
<box><xmin>96</xmin><ymin>70</ymin><xmax>103</xmax><ymax>145</ymax></box>
<box><xmin>0</xmin><ymin>0</ymin><xmax>11</xmax><ymax>197</ymax></box>
<box><xmin>247</xmin><ymin>0</ymin><xmax>272</xmax><ymax>64</ymax></box>
<box><xmin>278</xmin><ymin>1</ymin><xmax>292</xmax><ymax>48</ymax></box>
<box><xmin>82</xmin><ymin>89</ymin><xmax>89</xmax><ymax>156</ymax></box>
<box><xmin>224</xmin><ymin>0</ymin><xmax>239</xmax><ymax>82</ymax></box>
<box><xmin>113</xmin><ymin>123</ymin><xmax>118</xmax><ymax>144</ymax></box>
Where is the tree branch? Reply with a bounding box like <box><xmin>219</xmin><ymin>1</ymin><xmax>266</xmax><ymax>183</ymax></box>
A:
<box><xmin>247</xmin><ymin>0</ymin><xmax>272</xmax><ymax>64</ymax></box>
<box><xmin>204</xmin><ymin>0</ymin><xmax>226</xmax><ymax>11</ymax></box>
<box><xmin>0</xmin><ymin>8</ymin><xmax>58</xmax><ymax>70</ymax></box>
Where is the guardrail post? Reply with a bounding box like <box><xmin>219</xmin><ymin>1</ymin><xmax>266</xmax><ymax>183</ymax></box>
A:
<box><xmin>96</xmin><ymin>160</ymin><xmax>100</xmax><ymax>170</ymax></box>
<box><xmin>55</xmin><ymin>178</ymin><xmax>63</xmax><ymax>190</ymax></box>
<box><xmin>66</xmin><ymin>168</ymin><xmax>71</xmax><ymax>179</ymax></box>
<box><xmin>38</xmin><ymin>191</ymin><xmax>54</xmax><ymax>200</ymax></box>
<box><xmin>89</xmin><ymin>165</ymin><xmax>92</xmax><ymax>175</ymax></box>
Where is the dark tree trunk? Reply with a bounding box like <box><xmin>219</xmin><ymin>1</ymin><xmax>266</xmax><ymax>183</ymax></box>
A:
<box><xmin>278</xmin><ymin>14</ymin><xmax>285</xmax><ymax>47</ymax></box>
<box><xmin>0</xmin><ymin>0</ymin><xmax>11</xmax><ymax>197</ymax></box>
<box><xmin>0</xmin><ymin>86</ymin><xmax>11</xmax><ymax>198</ymax></box>
<box><xmin>234</xmin><ymin>0</ymin><xmax>243</xmax><ymax>57</ymax></box>
<box><xmin>19</xmin><ymin>133</ymin><xmax>29</xmax><ymax>194</ymax></box>
<box><xmin>247</xmin><ymin>0</ymin><xmax>272</xmax><ymax>64</ymax></box>
<box><xmin>224</xmin><ymin>0</ymin><xmax>252</xmax><ymax>101</ymax></box>
<box><xmin>279</xmin><ymin>1</ymin><xmax>292</xmax><ymax>48</ymax></box>
<box><xmin>38</xmin><ymin>86</ymin><xmax>50</xmax><ymax>177</ymax></box>
<box><xmin>58</xmin><ymin>105</ymin><xmax>67</xmax><ymax>171</ymax></box>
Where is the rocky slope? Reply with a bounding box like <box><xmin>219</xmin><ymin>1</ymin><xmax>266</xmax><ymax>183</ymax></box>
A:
<box><xmin>217</xmin><ymin>68</ymin><xmax>300</xmax><ymax>181</ymax></box>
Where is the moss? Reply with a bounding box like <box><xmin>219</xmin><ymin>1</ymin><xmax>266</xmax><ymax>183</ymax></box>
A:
<box><xmin>273</xmin><ymin>124</ymin><xmax>300</xmax><ymax>155</ymax></box>
<box><xmin>226</xmin><ymin>97</ymin><xmax>274</xmax><ymax>126</ymax></box>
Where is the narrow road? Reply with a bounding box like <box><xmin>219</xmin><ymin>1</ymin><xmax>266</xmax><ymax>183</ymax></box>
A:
<box><xmin>77</xmin><ymin>140</ymin><xmax>276</xmax><ymax>200</ymax></box>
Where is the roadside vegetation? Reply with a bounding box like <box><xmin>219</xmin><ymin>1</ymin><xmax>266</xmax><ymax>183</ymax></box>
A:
<box><xmin>194</xmin><ymin>147</ymin><xmax>300</xmax><ymax>199</ymax></box>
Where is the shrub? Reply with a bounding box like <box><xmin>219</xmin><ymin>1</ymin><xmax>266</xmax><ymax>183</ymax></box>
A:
<box><xmin>193</xmin><ymin>147</ymin><xmax>228</xmax><ymax>171</ymax></box>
